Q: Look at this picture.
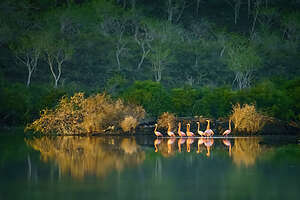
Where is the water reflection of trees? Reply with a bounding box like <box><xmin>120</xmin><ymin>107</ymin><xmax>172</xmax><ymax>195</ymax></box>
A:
<box><xmin>26</xmin><ymin>137</ymin><xmax>145</xmax><ymax>179</ymax></box>
<box><xmin>232</xmin><ymin>137</ymin><xmax>262</xmax><ymax>167</ymax></box>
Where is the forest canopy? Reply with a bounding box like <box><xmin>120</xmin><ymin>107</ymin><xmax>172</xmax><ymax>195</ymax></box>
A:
<box><xmin>0</xmin><ymin>0</ymin><xmax>300</xmax><ymax>126</ymax></box>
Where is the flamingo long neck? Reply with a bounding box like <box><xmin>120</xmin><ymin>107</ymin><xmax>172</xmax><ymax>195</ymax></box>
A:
<box><xmin>178</xmin><ymin>123</ymin><xmax>181</xmax><ymax>132</ymax></box>
<box><xmin>206</xmin><ymin>121</ymin><xmax>210</xmax><ymax>130</ymax></box>
<box><xmin>168</xmin><ymin>124</ymin><xmax>170</xmax><ymax>132</ymax></box>
<box><xmin>154</xmin><ymin>124</ymin><xmax>157</xmax><ymax>132</ymax></box>
<box><xmin>186</xmin><ymin>124</ymin><xmax>189</xmax><ymax>132</ymax></box>
<box><xmin>229</xmin><ymin>120</ymin><xmax>231</xmax><ymax>130</ymax></box>
<box><xmin>197</xmin><ymin>123</ymin><xmax>200</xmax><ymax>132</ymax></box>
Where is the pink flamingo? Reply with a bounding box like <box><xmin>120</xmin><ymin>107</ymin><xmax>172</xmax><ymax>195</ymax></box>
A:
<box><xmin>186</xmin><ymin>123</ymin><xmax>195</xmax><ymax>137</ymax></box>
<box><xmin>204</xmin><ymin>120</ymin><xmax>214</xmax><ymax>137</ymax></box>
<box><xmin>167</xmin><ymin>123</ymin><xmax>176</xmax><ymax>137</ymax></box>
<box><xmin>177</xmin><ymin>122</ymin><xmax>186</xmax><ymax>137</ymax></box>
<box><xmin>222</xmin><ymin>119</ymin><xmax>232</xmax><ymax>136</ymax></box>
<box><xmin>154</xmin><ymin>124</ymin><xmax>163</xmax><ymax>137</ymax></box>
<box><xmin>196</xmin><ymin>122</ymin><xmax>205</xmax><ymax>136</ymax></box>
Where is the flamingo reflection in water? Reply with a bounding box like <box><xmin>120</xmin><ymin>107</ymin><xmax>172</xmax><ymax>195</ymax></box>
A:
<box><xmin>196</xmin><ymin>138</ymin><xmax>204</xmax><ymax>154</ymax></box>
<box><xmin>154</xmin><ymin>139</ymin><xmax>162</xmax><ymax>152</ymax></box>
<box><xmin>186</xmin><ymin>138</ymin><xmax>194</xmax><ymax>152</ymax></box>
<box><xmin>223</xmin><ymin>139</ymin><xmax>232</xmax><ymax>156</ymax></box>
<box><xmin>204</xmin><ymin>138</ymin><xmax>214</xmax><ymax>157</ymax></box>
<box><xmin>167</xmin><ymin>138</ymin><xmax>176</xmax><ymax>154</ymax></box>
<box><xmin>178</xmin><ymin>138</ymin><xmax>186</xmax><ymax>152</ymax></box>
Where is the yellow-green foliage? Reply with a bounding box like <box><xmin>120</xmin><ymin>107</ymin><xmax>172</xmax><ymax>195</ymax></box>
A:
<box><xmin>26</xmin><ymin>92</ymin><xmax>145</xmax><ymax>134</ymax></box>
<box><xmin>120</xmin><ymin>116</ymin><xmax>138</xmax><ymax>132</ymax></box>
<box><xmin>157</xmin><ymin>112</ymin><xmax>176</xmax><ymax>130</ymax></box>
<box><xmin>230</xmin><ymin>103</ymin><xmax>267</xmax><ymax>133</ymax></box>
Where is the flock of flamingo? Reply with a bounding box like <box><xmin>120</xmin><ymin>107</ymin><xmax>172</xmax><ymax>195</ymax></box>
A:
<box><xmin>154</xmin><ymin>119</ymin><xmax>232</xmax><ymax>138</ymax></box>
<box><xmin>153</xmin><ymin>119</ymin><xmax>233</xmax><ymax>156</ymax></box>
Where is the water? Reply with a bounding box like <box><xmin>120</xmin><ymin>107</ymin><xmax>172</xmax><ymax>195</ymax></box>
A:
<box><xmin>1</xmin><ymin>130</ymin><xmax>300</xmax><ymax>200</ymax></box>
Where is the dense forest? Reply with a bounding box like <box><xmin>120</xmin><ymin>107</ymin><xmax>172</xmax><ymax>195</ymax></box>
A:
<box><xmin>0</xmin><ymin>0</ymin><xmax>300</xmax><ymax>127</ymax></box>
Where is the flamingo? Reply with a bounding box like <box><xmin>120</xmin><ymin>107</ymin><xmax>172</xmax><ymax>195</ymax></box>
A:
<box><xmin>154</xmin><ymin>139</ymin><xmax>162</xmax><ymax>152</ymax></box>
<box><xmin>222</xmin><ymin>119</ymin><xmax>232</xmax><ymax>136</ymax></box>
<box><xmin>167</xmin><ymin>123</ymin><xmax>176</xmax><ymax>137</ymax></box>
<box><xmin>196</xmin><ymin>138</ymin><xmax>204</xmax><ymax>154</ymax></box>
<box><xmin>177</xmin><ymin>122</ymin><xmax>186</xmax><ymax>137</ymax></box>
<box><xmin>167</xmin><ymin>138</ymin><xmax>176</xmax><ymax>154</ymax></box>
<box><xmin>186</xmin><ymin>138</ymin><xmax>194</xmax><ymax>152</ymax></box>
<box><xmin>196</xmin><ymin>122</ymin><xmax>205</xmax><ymax>136</ymax></box>
<box><xmin>186</xmin><ymin>123</ymin><xmax>195</xmax><ymax>137</ymax></box>
<box><xmin>204</xmin><ymin>138</ymin><xmax>214</xmax><ymax>157</ymax></box>
<box><xmin>204</xmin><ymin>120</ymin><xmax>214</xmax><ymax>137</ymax></box>
<box><xmin>178</xmin><ymin>138</ymin><xmax>186</xmax><ymax>152</ymax></box>
<box><xmin>223</xmin><ymin>139</ymin><xmax>232</xmax><ymax>156</ymax></box>
<box><xmin>154</xmin><ymin>124</ymin><xmax>163</xmax><ymax>137</ymax></box>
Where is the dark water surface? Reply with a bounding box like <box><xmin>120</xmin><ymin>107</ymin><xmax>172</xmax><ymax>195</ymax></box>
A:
<box><xmin>1</xmin><ymin>130</ymin><xmax>300</xmax><ymax>200</ymax></box>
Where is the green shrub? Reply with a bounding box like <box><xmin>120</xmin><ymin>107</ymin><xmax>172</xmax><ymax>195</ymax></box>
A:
<box><xmin>121</xmin><ymin>80</ymin><xmax>171</xmax><ymax>116</ymax></box>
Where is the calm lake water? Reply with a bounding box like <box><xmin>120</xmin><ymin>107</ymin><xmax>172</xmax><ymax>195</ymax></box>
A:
<box><xmin>1</xmin><ymin>130</ymin><xmax>300</xmax><ymax>200</ymax></box>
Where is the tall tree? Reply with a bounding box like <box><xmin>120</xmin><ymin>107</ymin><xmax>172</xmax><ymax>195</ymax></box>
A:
<box><xmin>225</xmin><ymin>0</ymin><xmax>242</xmax><ymax>24</ymax></box>
<box><xmin>10</xmin><ymin>32</ymin><xmax>43</xmax><ymax>87</ymax></box>
<box><xmin>224</xmin><ymin>35</ymin><xmax>262</xmax><ymax>89</ymax></box>
<box><xmin>134</xmin><ymin>21</ymin><xmax>153</xmax><ymax>71</ymax></box>
<box><xmin>42</xmin><ymin>32</ymin><xmax>74</xmax><ymax>88</ymax></box>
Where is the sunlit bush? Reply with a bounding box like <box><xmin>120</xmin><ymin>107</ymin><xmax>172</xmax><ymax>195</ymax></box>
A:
<box><xmin>26</xmin><ymin>92</ymin><xmax>145</xmax><ymax>134</ymax></box>
<box><xmin>230</xmin><ymin>103</ymin><xmax>268</xmax><ymax>133</ymax></box>
<box><xmin>157</xmin><ymin>112</ymin><xmax>176</xmax><ymax>130</ymax></box>
<box><xmin>120</xmin><ymin>116</ymin><xmax>138</xmax><ymax>132</ymax></box>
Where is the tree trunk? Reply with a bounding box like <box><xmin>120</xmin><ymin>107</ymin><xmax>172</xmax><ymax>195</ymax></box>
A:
<box><xmin>27</xmin><ymin>69</ymin><xmax>32</xmax><ymax>87</ymax></box>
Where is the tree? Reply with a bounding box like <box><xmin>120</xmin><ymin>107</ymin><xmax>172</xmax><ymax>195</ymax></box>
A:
<box><xmin>134</xmin><ymin>21</ymin><xmax>153</xmax><ymax>71</ymax></box>
<box><xmin>166</xmin><ymin>0</ymin><xmax>189</xmax><ymax>24</ymax></box>
<box><xmin>224</xmin><ymin>35</ymin><xmax>262</xmax><ymax>89</ymax></box>
<box><xmin>10</xmin><ymin>32</ymin><xmax>43</xmax><ymax>87</ymax></box>
<box><xmin>42</xmin><ymin>32</ymin><xmax>74</xmax><ymax>88</ymax></box>
<box><xmin>225</xmin><ymin>0</ymin><xmax>242</xmax><ymax>24</ymax></box>
<box><xmin>281</xmin><ymin>12</ymin><xmax>300</xmax><ymax>42</ymax></box>
<box><xmin>101</xmin><ymin>17</ymin><xmax>130</xmax><ymax>71</ymax></box>
<box><xmin>147</xmin><ymin>22</ymin><xmax>177</xmax><ymax>82</ymax></box>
